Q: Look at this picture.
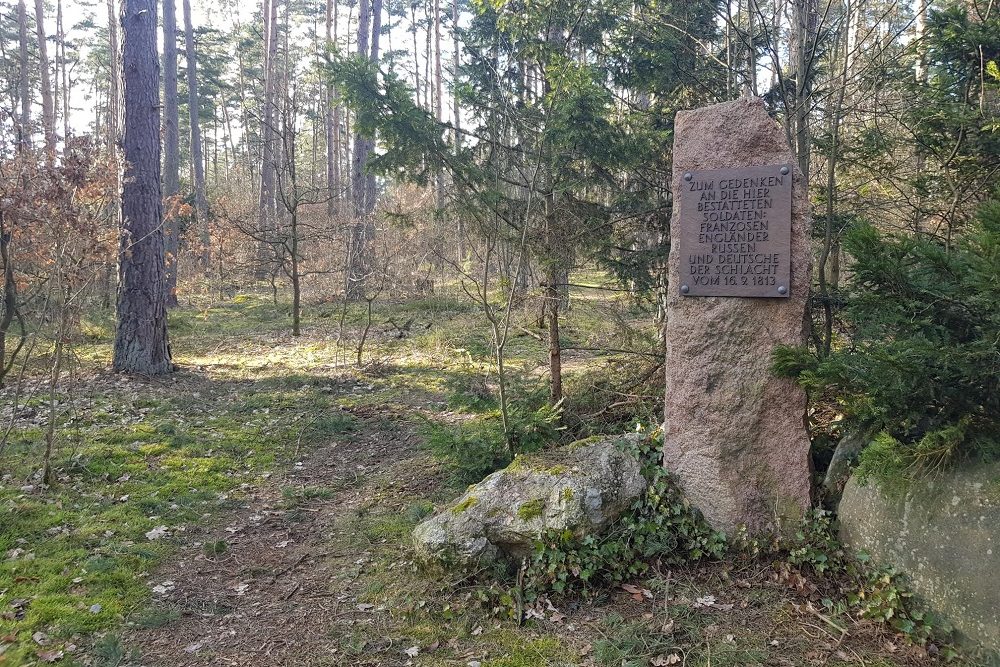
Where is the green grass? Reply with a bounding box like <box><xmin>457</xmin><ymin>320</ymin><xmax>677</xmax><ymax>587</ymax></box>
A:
<box><xmin>0</xmin><ymin>299</ymin><xmax>362</xmax><ymax>663</ymax></box>
<box><xmin>0</xmin><ymin>277</ymin><xmax>659</xmax><ymax>664</ymax></box>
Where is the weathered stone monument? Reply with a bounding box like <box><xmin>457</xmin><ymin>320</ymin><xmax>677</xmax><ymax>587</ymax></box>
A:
<box><xmin>663</xmin><ymin>97</ymin><xmax>812</xmax><ymax>534</ymax></box>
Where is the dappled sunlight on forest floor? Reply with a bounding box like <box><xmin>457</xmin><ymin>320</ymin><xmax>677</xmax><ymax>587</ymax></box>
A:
<box><xmin>0</xmin><ymin>288</ymin><xmax>946</xmax><ymax>665</ymax></box>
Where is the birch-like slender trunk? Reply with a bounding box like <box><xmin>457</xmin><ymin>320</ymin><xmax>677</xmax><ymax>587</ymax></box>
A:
<box><xmin>325</xmin><ymin>0</ymin><xmax>342</xmax><ymax>216</ymax></box>
<box><xmin>16</xmin><ymin>0</ymin><xmax>30</xmax><ymax>151</ymax></box>
<box><xmin>257</xmin><ymin>0</ymin><xmax>280</xmax><ymax>275</ymax></box>
<box><xmin>182</xmin><ymin>0</ymin><xmax>210</xmax><ymax>268</ymax></box>
<box><xmin>162</xmin><ymin>0</ymin><xmax>181</xmax><ymax>306</ymax></box>
<box><xmin>57</xmin><ymin>0</ymin><xmax>70</xmax><ymax>142</ymax></box>
<box><xmin>34</xmin><ymin>0</ymin><xmax>56</xmax><ymax>159</ymax></box>
<box><xmin>433</xmin><ymin>0</ymin><xmax>444</xmax><ymax>209</ymax></box>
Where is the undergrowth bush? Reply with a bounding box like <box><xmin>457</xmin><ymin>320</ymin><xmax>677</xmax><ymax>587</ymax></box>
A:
<box><xmin>561</xmin><ymin>356</ymin><xmax>663</xmax><ymax>438</ymax></box>
<box><xmin>775</xmin><ymin>199</ymin><xmax>1000</xmax><ymax>486</ymax></box>
<box><xmin>420</xmin><ymin>397</ymin><xmax>564</xmax><ymax>485</ymax></box>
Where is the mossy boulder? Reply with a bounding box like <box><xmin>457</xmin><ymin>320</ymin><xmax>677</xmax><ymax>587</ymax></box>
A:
<box><xmin>413</xmin><ymin>434</ymin><xmax>646</xmax><ymax>567</ymax></box>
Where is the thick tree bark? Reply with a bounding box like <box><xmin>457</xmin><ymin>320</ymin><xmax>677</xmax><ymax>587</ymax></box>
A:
<box><xmin>183</xmin><ymin>0</ymin><xmax>210</xmax><ymax>268</ymax></box>
<box><xmin>0</xmin><ymin>212</ymin><xmax>25</xmax><ymax>387</ymax></box>
<box><xmin>162</xmin><ymin>0</ymin><xmax>181</xmax><ymax>306</ymax></box>
<box><xmin>34</xmin><ymin>0</ymin><xmax>56</xmax><ymax>159</ymax></box>
<box><xmin>16</xmin><ymin>0</ymin><xmax>30</xmax><ymax>151</ymax></box>
<box><xmin>113</xmin><ymin>0</ymin><xmax>173</xmax><ymax>375</ymax></box>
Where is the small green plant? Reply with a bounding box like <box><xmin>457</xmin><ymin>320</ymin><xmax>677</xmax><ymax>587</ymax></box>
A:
<box><xmin>591</xmin><ymin>613</ymin><xmax>679</xmax><ymax>667</ymax></box>
<box><xmin>784</xmin><ymin>514</ymin><xmax>956</xmax><ymax>651</ymax></box>
<box><xmin>404</xmin><ymin>499</ymin><xmax>435</xmax><ymax>523</ymax></box>
<box><xmin>92</xmin><ymin>634</ymin><xmax>130</xmax><ymax>667</ymax></box>
<box><xmin>131</xmin><ymin>606</ymin><xmax>182</xmax><ymax>629</ymax></box>
<box><xmin>203</xmin><ymin>539</ymin><xmax>229</xmax><ymax>559</ymax></box>
<box><xmin>786</xmin><ymin>509</ymin><xmax>844</xmax><ymax>575</ymax></box>
<box><xmin>847</xmin><ymin>560</ymin><xmax>954</xmax><ymax>650</ymax></box>
<box><xmin>420</xmin><ymin>396</ymin><xmax>563</xmax><ymax>486</ymax></box>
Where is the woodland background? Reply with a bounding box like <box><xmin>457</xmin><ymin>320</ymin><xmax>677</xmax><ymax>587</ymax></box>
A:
<box><xmin>0</xmin><ymin>0</ymin><xmax>998</xmax><ymax>663</ymax></box>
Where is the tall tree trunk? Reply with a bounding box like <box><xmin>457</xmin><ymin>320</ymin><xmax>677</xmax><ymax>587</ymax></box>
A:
<box><xmin>411</xmin><ymin>1</ymin><xmax>421</xmax><ymax>107</ymax></box>
<box><xmin>183</xmin><ymin>0</ymin><xmax>210</xmax><ymax>268</ymax></box>
<box><xmin>57</xmin><ymin>0</ymin><xmax>70</xmax><ymax>142</ymax></box>
<box><xmin>346</xmin><ymin>0</ymin><xmax>380</xmax><ymax>299</ymax></box>
<box><xmin>746</xmin><ymin>0</ymin><xmax>757</xmax><ymax>94</ymax></box>
<box><xmin>16</xmin><ymin>0</ymin><xmax>30</xmax><ymax>151</ymax></box>
<box><xmin>107</xmin><ymin>0</ymin><xmax>123</xmax><ymax>310</ymax></box>
<box><xmin>107</xmin><ymin>0</ymin><xmax>122</xmax><ymax>156</ymax></box>
<box><xmin>162</xmin><ymin>0</ymin><xmax>181</xmax><ymax>306</ymax></box>
<box><xmin>913</xmin><ymin>0</ymin><xmax>928</xmax><ymax>233</ymax></box>
<box><xmin>325</xmin><ymin>0</ymin><xmax>339</xmax><ymax>216</ymax></box>
<box><xmin>790</xmin><ymin>0</ymin><xmax>816</xmax><ymax>183</ymax></box>
<box><xmin>433</xmin><ymin>0</ymin><xmax>444</xmax><ymax>210</ymax></box>
<box><xmin>113</xmin><ymin>0</ymin><xmax>173</xmax><ymax>375</ymax></box>
<box><xmin>451</xmin><ymin>0</ymin><xmax>464</xmax><ymax>261</ymax></box>
<box><xmin>257</xmin><ymin>0</ymin><xmax>280</xmax><ymax>276</ymax></box>
<box><xmin>34</xmin><ymin>0</ymin><xmax>56</xmax><ymax>159</ymax></box>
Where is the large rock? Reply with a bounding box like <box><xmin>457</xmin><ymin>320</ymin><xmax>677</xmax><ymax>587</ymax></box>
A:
<box><xmin>413</xmin><ymin>434</ymin><xmax>647</xmax><ymax>567</ymax></box>
<box><xmin>663</xmin><ymin>97</ymin><xmax>813</xmax><ymax>534</ymax></box>
<box><xmin>839</xmin><ymin>464</ymin><xmax>1000</xmax><ymax>652</ymax></box>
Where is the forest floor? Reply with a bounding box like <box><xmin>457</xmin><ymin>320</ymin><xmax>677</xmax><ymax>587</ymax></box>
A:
<box><xmin>0</xmin><ymin>282</ymin><xmax>950</xmax><ymax>666</ymax></box>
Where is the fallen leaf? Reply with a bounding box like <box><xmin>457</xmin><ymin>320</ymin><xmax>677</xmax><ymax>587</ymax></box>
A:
<box><xmin>404</xmin><ymin>646</ymin><xmax>420</xmax><ymax>658</ymax></box>
<box><xmin>36</xmin><ymin>649</ymin><xmax>64</xmax><ymax>663</ymax></box>
<box><xmin>151</xmin><ymin>580</ymin><xmax>175</xmax><ymax>595</ymax></box>
<box><xmin>651</xmin><ymin>654</ymin><xmax>681</xmax><ymax>666</ymax></box>
<box><xmin>621</xmin><ymin>584</ymin><xmax>653</xmax><ymax>602</ymax></box>
<box><xmin>145</xmin><ymin>525</ymin><xmax>169</xmax><ymax>541</ymax></box>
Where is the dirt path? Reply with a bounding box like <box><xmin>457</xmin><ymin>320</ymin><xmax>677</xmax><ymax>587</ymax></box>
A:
<box><xmin>126</xmin><ymin>406</ymin><xmax>441</xmax><ymax>667</ymax></box>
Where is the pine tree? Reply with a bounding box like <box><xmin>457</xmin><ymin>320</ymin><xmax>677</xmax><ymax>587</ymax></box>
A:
<box><xmin>113</xmin><ymin>0</ymin><xmax>173</xmax><ymax>375</ymax></box>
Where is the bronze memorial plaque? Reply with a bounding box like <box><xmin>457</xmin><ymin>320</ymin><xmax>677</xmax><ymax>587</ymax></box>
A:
<box><xmin>679</xmin><ymin>164</ymin><xmax>793</xmax><ymax>298</ymax></box>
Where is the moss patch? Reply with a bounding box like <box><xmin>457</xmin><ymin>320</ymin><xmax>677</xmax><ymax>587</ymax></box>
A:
<box><xmin>516</xmin><ymin>498</ymin><xmax>546</xmax><ymax>521</ymax></box>
<box><xmin>451</xmin><ymin>496</ymin><xmax>479</xmax><ymax>514</ymax></box>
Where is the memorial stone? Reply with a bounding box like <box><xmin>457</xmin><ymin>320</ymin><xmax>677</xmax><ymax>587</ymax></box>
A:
<box><xmin>663</xmin><ymin>97</ymin><xmax>812</xmax><ymax>534</ymax></box>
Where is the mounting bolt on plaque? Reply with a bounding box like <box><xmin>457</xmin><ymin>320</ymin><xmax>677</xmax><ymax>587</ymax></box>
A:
<box><xmin>684</xmin><ymin>172</ymin><xmax>693</xmax><ymax>181</ymax></box>
<box><xmin>780</xmin><ymin>166</ymin><xmax>790</xmax><ymax>175</ymax></box>
<box><xmin>777</xmin><ymin>285</ymin><xmax>788</xmax><ymax>295</ymax></box>
<box><xmin>680</xmin><ymin>284</ymin><xmax>690</xmax><ymax>294</ymax></box>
